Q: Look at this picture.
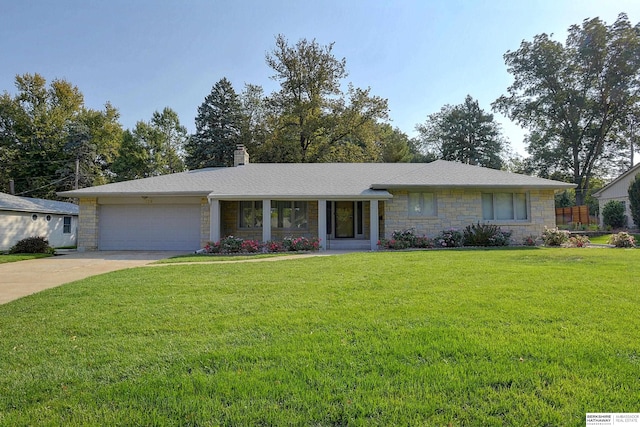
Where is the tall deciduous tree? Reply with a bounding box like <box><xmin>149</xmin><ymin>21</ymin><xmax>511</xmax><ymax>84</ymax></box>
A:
<box><xmin>493</xmin><ymin>13</ymin><xmax>640</xmax><ymax>205</ymax></box>
<box><xmin>0</xmin><ymin>73</ymin><xmax>122</xmax><ymax>198</ymax></box>
<box><xmin>416</xmin><ymin>95</ymin><xmax>508</xmax><ymax>169</ymax></box>
<box><xmin>148</xmin><ymin>107</ymin><xmax>187</xmax><ymax>174</ymax></box>
<box><xmin>186</xmin><ymin>78</ymin><xmax>245</xmax><ymax>169</ymax></box>
<box><xmin>264</xmin><ymin>35</ymin><xmax>388</xmax><ymax>162</ymax></box>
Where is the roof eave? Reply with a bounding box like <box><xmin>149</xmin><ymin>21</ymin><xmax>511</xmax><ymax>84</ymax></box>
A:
<box><xmin>57</xmin><ymin>191</ymin><xmax>211</xmax><ymax>198</ymax></box>
<box><xmin>208</xmin><ymin>192</ymin><xmax>393</xmax><ymax>201</ymax></box>
<box><xmin>370</xmin><ymin>183</ymin><xmax>577</xmax><ymax>190</ymax></box>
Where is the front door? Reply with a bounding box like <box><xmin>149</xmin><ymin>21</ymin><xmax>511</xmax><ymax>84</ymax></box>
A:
<box><xmin>335</xmin><ymin>201</ymin><xmax>355</xmax><ymax>238</ymax></box>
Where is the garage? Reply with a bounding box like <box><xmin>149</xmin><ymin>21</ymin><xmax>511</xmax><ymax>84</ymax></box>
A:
<box><xmin>98</xmin><ymin>204</ymin><xmax>201</xmax><ymax>250</ymax></box>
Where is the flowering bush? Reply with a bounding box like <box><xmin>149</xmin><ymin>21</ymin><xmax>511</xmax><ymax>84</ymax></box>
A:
<box><xmin>240</xmin><ymin>239</ymin><xmax>261</xmax><ymax>253</ymax></box>
<box><xmin>608</xmin><ymin>232</ymin><xmax>636</xmax><ymax>248</ymax></box>
<box><xmin>378</xmin><ymin>229</ymin><xmax>432</xmax><ymax>250</ymax></box>
<box><xmin>282</xmin><ymin>236</ymin><xmax>321</xmax><ymax>252</ymax></box>
<box><xmin>541</xmin><ymin>227</ymin><xmax>570</xmax><ymax>247</ymax></box>
<box><xmin>205</xmin><ymin>236</ymin><xmax>248</xmax><ymax>253</ymax></box>
<box><xmin>522</xmin><ymin>235</ymin><xmax>539</xmax><ymax>246</ymax></box>
<box><xmin>435</xmin><ymin>229</ymin><xmax>464</xmax><ymax>248</ymax></box>
<box><xmin>567</xmin><ymin>235</ymin><xmax>590</xmax><ymax>248</ymax></box>
<box><xmin>463</xmin><ymin>223</ymin><xmax>511</xmax><ymax>247</ymax></box>
<box><xmin>413</xmin><ymin>236</ymin><xmax>433</xmax><ymax>248</ymax></box>
<box><xmin>265</xmin><ymin>241</ymin><xmax>286</xmax><ymax>252</ymax></box>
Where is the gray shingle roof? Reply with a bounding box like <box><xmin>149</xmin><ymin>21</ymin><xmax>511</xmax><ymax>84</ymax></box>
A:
<box><xmin>58</xmin><ymin>160</ymin><xmax>575</xmax><ymax>199</ymax></box>
<box><xmin>0</xmin><ymin>192</ymin><xmax>79</xmax><ymax>215</ymax></box>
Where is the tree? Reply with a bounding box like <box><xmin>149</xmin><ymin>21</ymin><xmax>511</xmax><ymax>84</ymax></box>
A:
<box><xmin>148</xmin><ymin>107</ymin><xmax>186</xmax><ymax>174</ymax></box>
<box><xmin>264</xmin><ymin>35</ymin><xmax>388</xmax><ymax>162</ymax></box>
<box><xmin>111</xmin><ymin>130</ymin><xmax>150</xmax><ymax>181</ymax></box>
<box><xmin>493</xmin><ymin>14</ymin><xmax>640</xmax><ymax>205</ymax></box>
<box><xmin>0</xmin><ymin>73</ymin><xmax>122</xmax><ymax>198</ymax></box>
<box><xmin>416</xmin><ymin>95</ymin><xmax>508</xmax><ymax>169</ymax></box>
<box><xmin>628</xmin><ymin>173</ymin><xmax>640</xmax><ymax>226</ymax></box>
<box><xmin>186</xmin><ymin>78</ymin><xmax>244</xmax><ymax>168</ymax></box>
<box><xmin>375</xmin><ymin>124</ymin><xmax>414</xmax><ymax>162</ymax></box>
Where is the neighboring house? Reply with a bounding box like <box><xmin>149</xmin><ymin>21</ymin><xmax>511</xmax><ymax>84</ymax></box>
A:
<box><xmin>593</xmin><ymin>163</ymin><xmax>640</xmax><ymax>229</ymax></box>
<box><xmin>0</xmin><ymin>192</ymin><xmax>79</xmax><ymax>251</ymax></box>
<box><xmin>58</xmin><ymin>146</ymin><xmax>574</xmax><ymax>252</ymax></box>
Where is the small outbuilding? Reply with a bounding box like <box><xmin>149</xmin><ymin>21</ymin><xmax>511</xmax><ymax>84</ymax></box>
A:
<box><xmin>0</xmin><ymin>192</ymin><xmax>79</xmax><ymax>251</ymax></box>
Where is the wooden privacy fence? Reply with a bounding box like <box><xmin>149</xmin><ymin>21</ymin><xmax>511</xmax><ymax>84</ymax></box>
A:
<box><xmin>555</xmin><ymin>205</ymin><xmax>591</xmax><ymax>225</ymax></box>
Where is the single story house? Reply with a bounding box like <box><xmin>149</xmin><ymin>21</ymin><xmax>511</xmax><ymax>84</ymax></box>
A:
<box><xmin>58</xmin><ymin>146</ymin><xmax>574</xmax><ymax>252</ymax></box>
<box><xmin>592</xmin><ymin>162</ymin><xmax>640</xmax><ymax>229</ymax></box>
<box><xmin>0</xmin><ymin>192</ymin><xmax>79</xmax><ymax>251</ymax></box>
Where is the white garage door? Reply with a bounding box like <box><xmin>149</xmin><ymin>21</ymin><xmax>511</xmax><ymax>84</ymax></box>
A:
<box><xmin>99</xmin><ymin>204</ymin><xmax>201</xmax><ymax>250</ymax></box>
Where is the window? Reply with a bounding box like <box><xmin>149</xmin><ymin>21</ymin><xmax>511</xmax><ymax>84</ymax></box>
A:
<box><xmin>46</xmin><ymin>215</ymin><xmax>52</xmax><ymax>222</ymax></box>
<box><xmin>31</xmin><ymin>214</ymin><xmax>38</xmax><ymax>221</ymax></box>
<box><xmin>482</xmin><ymin>193</ymin><xmax>528</xmax><ymax>221</ymax></box>
<box><xmin>271</xmin><ymin>201</ymin><xmax>308</xmax><ymax>229</ymax></box>
<box><xmin>239</xmin><ymin>201</ymin><xmax>263</xmax><ymax>228</ymax></box>
<box><xmin>63</xmin><ymin>216</ymin><xmax>72</xmax><ymax>233</ymax></box>
<box><xmin>408</xmin><ymin>192</ymin><xmax>436</xmax><ymax>217</ymax></box>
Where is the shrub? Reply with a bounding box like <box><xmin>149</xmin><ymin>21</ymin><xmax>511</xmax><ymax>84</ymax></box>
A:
<box><xmin>463</xmin><ymin>222</ymin><xmax>511</xmax><ymax>247</ymax></box>
<box><xmin>602</xmin><ymin>200</ymin><xmax>627</xmax><ymax>229</ymax></box>
<box><xmin>9</xmin><ymin>236</ymin><xmax>54</xmax><ymax>254</ymax></box>
<box><xmin>240</xmin><ymin>239</ymin><xmax>261</xmax><ymax>253</ymax></box>
<box><xmin>607</xmin><ymin>232</ymin><xmax>636</xmax><ymax>248</ymax></box>
<box><xmin>628</xmin><ymin>174</ymin><xmax>640</xmax><ymax>227</ymax></box>
<box><xmin>522</xmin><ymin>235</ymin><xmax>539</xmax><ymax>246</ymax></box>
<box><xmin>434</xmin><ymin>229</ymin><xmax>464</xmax><ymax>248</ymax></box>
<box><xmin>378</xmin><ymin>229</ymin><xmax>432</xmax><ymax>250</ymax></box>
<box><xmin>567</xmin><ymin>235</ymin><xmax>590</xmax><ymax>248</ymax></box>
<box><xmin>541</xmin><ymin>227</ymin><xmax>570</xmax><ymax>247</ymax></box>
<box><xmin>265</xmin><ymin>241</ymin><xmax>286</xmax><ymax>252</ymax></box>
<box><xmin>413</xmin><ymin>236</ymin><xmax>433</xmax><ymax>248</ymax></box>
<box><xmin>205</xmin><ymin>236</ymin><xmax>261</xmax><ymax>254</ymax></box>
<box><xmin>282</xmin><ymin>236</ymin><xmax>321</xmax><ymax>252</ymax></box>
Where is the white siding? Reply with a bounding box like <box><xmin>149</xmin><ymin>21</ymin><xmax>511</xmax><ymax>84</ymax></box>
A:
<box><xmin>0</xmin><ymin>211</ymin><xmax>77</xmax><ymax>251</ymax></box>
<box><xmin>597</xmin><ymin>169</ymin><xmax>640</xmax><ymax>228</ymax></box>
<box><xmin>98</xmin><ymin>204</ymin><xmax>201</xmax><ymax>250</ymax></box>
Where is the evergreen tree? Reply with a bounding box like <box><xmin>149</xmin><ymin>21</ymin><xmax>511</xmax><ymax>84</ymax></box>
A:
<box><xmin>628</xmin><ymin>173</ymin><xmax>640</xmax><ymax>227</ymax></box>
<box><xmin>186</xmin><ymin>78</ymin><xmax>244</xmax><ymax>169</ymax></box>
<box><xmin>416</xmin><ymin>95</ymin><xmax>508</xmax><ymax>169</ymax></box>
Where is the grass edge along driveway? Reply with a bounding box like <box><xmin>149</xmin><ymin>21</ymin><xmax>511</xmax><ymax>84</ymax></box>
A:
<box><xmin>0</xmin><ymin>248</ymin><xmax>638</xmax><ymax>426</ymax></box>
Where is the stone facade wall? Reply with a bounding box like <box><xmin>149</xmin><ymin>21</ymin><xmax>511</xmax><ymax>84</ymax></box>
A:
<box><xmin>384</xmin><ymin>189</ymin><xmax>556</xmax><ymax>243</ymax></box>
<box><xmin>200</xmin><ymin>198</ymin><xmax>210</xmax><ymax>248</ymax></box>
<box><xmin>77</xmin><ymin>198</ymin><xmax>99</xmax><ymax>251</ymax></box>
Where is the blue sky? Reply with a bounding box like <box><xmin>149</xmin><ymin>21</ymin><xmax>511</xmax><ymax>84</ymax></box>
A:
<box><xmin>2</xmin><ymin>0</ymin><xmax>639</xmax><ymax>156</ymax></box>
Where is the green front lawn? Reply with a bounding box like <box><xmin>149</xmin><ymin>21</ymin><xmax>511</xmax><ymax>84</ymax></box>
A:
<box><xmin>0</xmin><ymin>253</ymin><xmax>52</xmax><ymax>264</ymax></box>
<box><xmin>155</xmin><ymin>252</ymin><xmax>302</xmax><ymax>263</ymax></box>
<box><xmin>1</xmin><ymin>248</ymin><xmax>638</xmax><ymax>425</ymax></box>
<box><xmin>587</xmin><ymin>233</ymin><xmax>640</xmax><ymax>245</ymax></box>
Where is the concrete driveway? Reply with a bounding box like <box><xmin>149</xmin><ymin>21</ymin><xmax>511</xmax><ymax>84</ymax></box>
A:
<box><xmin>0</xmin><ymin>251</ymin><xmax>183</xmax><ymax>305</ymax></box>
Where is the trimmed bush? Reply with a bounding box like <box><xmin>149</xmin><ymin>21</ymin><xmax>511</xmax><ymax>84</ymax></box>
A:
<box><xmin>378</xmin><ymin>229</ymin><xmax>433</xmax><ymax>250</ymax></box>
<box><xmin>9</xmin><ymin>236</ymin><xmax>54</xmax><ymax>254</ymax></box>
<box><xmin>463</xmin><ymin>222</ymin><xmax>511</xmax><ymax>247</ymax></box>
<box><xmin>541</xmin><ymin>227</ymin><xmax>570</xmax><ymax>247</ymax></box>
<box><xmin>434</xmin><ymin>229</ymin><xmax>464</xmax><ymax>248</ymax></box>
<box><xmin>567</xmin><ymin>235</ymin><xmax>590</xmax><ymax>248</ymax></box>
<box><xmin>602</xmin><ymin>200</ymin><xmax>627</xmax><ymax>229</ymax></box>
<box><xmin>608</xmin><ymin>232</ymin><xmax>636</xmax><ymax>248</ymax></box>
<box><xmin>282</xmin><ymin>236</ymin><xmax>321</xmax><ymax>252</ymax></box>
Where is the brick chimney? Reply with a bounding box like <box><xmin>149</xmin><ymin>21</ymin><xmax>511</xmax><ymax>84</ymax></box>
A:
<box><xmin>234</xmin><ymin>144</ymin><xmax>249</xmax><ymax>167</ymax></box>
